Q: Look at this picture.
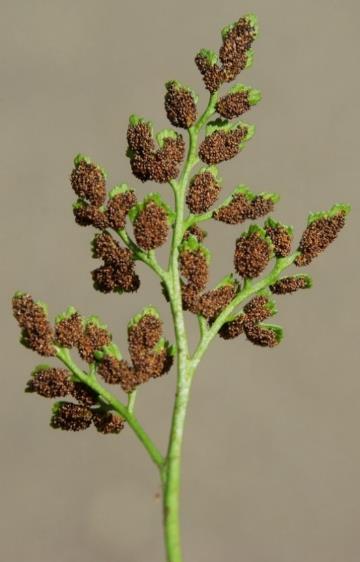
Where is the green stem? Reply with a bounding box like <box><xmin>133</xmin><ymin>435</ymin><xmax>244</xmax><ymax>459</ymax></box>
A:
<box><xmin>56</xmin><ymin>347</ymin><xmax>165</xmax><ymax>470</ymax></box>
<box><xmin>162</xmin><ymin>93</ymin><xmax>218</xmax><ymax>562</ymax></box>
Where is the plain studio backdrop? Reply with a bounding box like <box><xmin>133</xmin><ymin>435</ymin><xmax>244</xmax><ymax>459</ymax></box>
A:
<box><xmin>1</xmin><ymin>1</ymin><xmax>359</xmax><ymax>561</ymax></box>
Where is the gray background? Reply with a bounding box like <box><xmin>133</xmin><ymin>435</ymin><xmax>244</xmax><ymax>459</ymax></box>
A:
<box><xmin>1</xmin><ymin>1</ymin><xmax>359</xmax><ymax>561</ymax></box>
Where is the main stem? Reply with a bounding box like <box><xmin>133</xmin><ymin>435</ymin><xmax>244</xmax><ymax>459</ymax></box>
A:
<box><xmin>162</xmin><ymin>95</ymin><xmax>218</xmax><ymax>562</ymax></box>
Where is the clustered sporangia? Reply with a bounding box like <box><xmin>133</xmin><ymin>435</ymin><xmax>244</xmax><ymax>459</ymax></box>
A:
<box><xmin>11</xmin><ymin>12</ymin><xmax>351</xmax><ymax>560</ymax></box>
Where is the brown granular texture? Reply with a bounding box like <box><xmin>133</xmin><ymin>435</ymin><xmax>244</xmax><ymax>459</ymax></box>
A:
<box><xmin>92</xmin><ymin>232</ymin><xmax>125</xmax><ymax>265</ymax></box>
<box><xmin>244</xmin><ymin>324</ymin><xmax>278</xmax><ymax>348</ymax></box>
<box><xmin>130</xmin><ymin>135</ymin><xmax>185</xmax><ymax>183</ymax></box>
<box><xmin>98</xmin><ymin>356</ymin><xmax>123</xmax><ymax>384</ymax></box>
<box><xmin>70</xmin><ymin>161</ymin><xmax>106</xmax><ymax>207</ymax></box>
<box><xmin>51</xmin><ymin>402</ymin><xmax>93</xmax><ymax>431</ymax></box>
<box><xmin>181</xmin><ymin>283</ymin><xmax>201</xmax><ymax>313</ymax></box>
<box><xmin>270</xmin><ymin>276</ymin><xmax>309</xmax><ymax>294</ymax></box>
<box><xmin>93</xmin><ymin>412</ymin><xmax>125</xmax><ymax>434</ymax></box>
<box><xmin>70</xmin><ymin>382</ymin><xmax>98</xmax><ymax>406</ymax></box>
<box><xmin>127</xmin><ymin>122</ymin><xmax>155</xmax><ymax>154</ymax></box>
<box><xmin>243</xmin><ymin>295</ymin><xmax>272</xmax><ymax>324</ymax></box>
<box><xmin>128</xmin><ymin>315</ymin><xmax>163</xmax><ymax>353</ymax></box>
<box><xmin>106</xmin><ymin>191</ymin><xmax>137</xmax><ymax>230</ymax></box>
<box><xmin>234</xmin><ymin>233</ymin><xmax>271</xmax><ymax>278</ymax></box>
<box><xmin>247</xmin><ymin>197</ymin><xmax>274</xmax><ymax>220</ymax></box>
<box><xmin>218</xmin><ymin>314</ymin><xmax>245</xmax><ymax>339</ymax></box>
<box><xmin>195</xmin><ymin>53</ymin><xmax>224</xmax><ymax>93</ymax></box>
<box><xmin>295</xmin><ymin>212</ymin><xmax>346</xmax><ymax>266</ymax></box>
<box><xmin>117</xmin><ymin>360</ymin><xmax>142</xmax><ymax>393</ymax></box>
<box><xmin>26</xmin><ymin>368</ymin><xmax>73</xmax><ymax>398</ymax></box>
<box><xmin>196</xmin><ymin>285</ymin><xmax>237</xmax><ymax>320</ymax></box>
<box><xmin>179</xmin><ymin>250</ymin><xmax>209</xmax><ymax>290</ymax></box>
<box><xmin>199</xmin><ymin>126</ymin><xmax>247</xmax><ymax>165</ymax></box>
<box><xmin>165</xmin><ymin>84</ymin><xmax>197</xmax><ymax>129</ymax></box>
<box><xmin>77</xmin><ymin>323</ymin><xmax>111</xmax><ymax>363</ymax></box>
<box><xmin>92</xmin><ymin>264</ymin><xmax>140</xmax><ymax>294</ymax></box>
<box><xmin>134</xmin><ymin>202</ymin><xmax>169</xmax><ymax>250</ymax></box>
<box><xmin>265</xmin><ymin>225</ymin><xmax>292</xmax><ymax>258</ymax></box>
<box><xmin>186</xmin><ymin>172</ymin><xmax>220</xmax><ymax>214</ymax></box>
<box><xmin>219</xmin><ymin>17</ymin><xmax>257</xmax><ymax>82</ymax></box>
<box><xmin>182</xmin><ymin>225</ymin><xmax>207</xmax><ymax>242</ymax></box>
<box><xmin>73</xmin><ymin>203</ymin><xmax>109</xmax><ymax>230</ymax></box>
<box><xmin>55</xmin><ymin>313</ymin><xmax>83</xmax><ymax>348</ymax></box>
<box><xmin>12</xmin><ymin>294</ymin><xmax>55</xmax><ymax>356</ymax></box>
<box><xmin>216</xmin><ymin>91</ymin><xmax>251</xmax><ymax>119</ymax></box>
<box><xmin>213</xmin><ymin>193</ymin><xmax>251</xmax><ymax>224</ymax></box>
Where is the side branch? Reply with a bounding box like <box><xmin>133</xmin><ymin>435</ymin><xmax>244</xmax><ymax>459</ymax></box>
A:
<box><xmin>56</xmin><ymin>347</ymin><xmax>165</xmax><ymax>469</ymax></box>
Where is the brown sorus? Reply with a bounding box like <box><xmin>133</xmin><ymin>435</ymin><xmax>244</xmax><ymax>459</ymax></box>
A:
<box><xmin>98</xmin><ymin>355</ymin><xmax>123</xmax><ymax>384</ymax></box>
<box><xmin>243</xmin><ymin>295</ymin><xmax>272</xmax><ymax>323</ymax></box>
<box><xmin>182</xmin><ymin>224</ymin><xmax>207</xmax><ymax>242</ymax></box>
<box><xmin>106</xmin><ymin>191</ymin><xmax>137</xmax><ymax>230</ymax></box>
<box><xmin>55</xmin><ymin>313</ymin><xmax>83</xmax><ymax>348</ymax></box>
<box><xmin>51</xmin><ymin>402</ymin><xmax>93</xmax><ymax>431</ymax></box>
<box><xmin>265</xmin><ymin>225</ymin><xmax>292</xmax><ymax>257</ymax></box>
<box><xmin>128</xmin><ymin>315</ymin><xmax>163</xmax><ymax>352</ymax></box>
<box><xmin>199</xmin><ymin>126</ymin><xmax>247</xmax><ymax>165</ymax></box>
<box><xmin>130</xmin><ymin>135</ymin><xmax>185</xmax><ymax>183</ymax></box>
<box><xmin>219</xmin><ymin>17</ymin><xmax>256</xmax><ymax>82</ymax></box>
<box><xmin>165</xmin><ymin>83</ymin><xmax>197</xmax><ymax>129</ymax></box>
<box><xmin>134</xmin><ymin>202</ymin><xmax>169</xmax><ymax>250</ymax></box>
<box><xmin>93</xmin><ymin>412</ymin><xmax>125</xmax><ymax>434</ymax></box>
<box><xmin>12</xmin><ymin>293</ymin><xmax>55</xmax><ymax>356</ymax></box>
<box><xmin>195</xmin><ymin>53</ymin><xmax>224</xmax><ymax>93</ymax></box>
<box><xmin>244</xmin><ymin>324</ymin><xmax>278</xmax><ymax>347</ymax></box>
<box><xmin>77</xmin><ymin>323</ymin><xmax>111</xmax><ymax>363</ymax></box>
<box><xmin>26</xmin><ymin>368</ymin><xmax>73</xmax><ymax>398</ymax></box>
<box><xmin>181</xmin><ymin>283</ymin><xmax>201</xmax><ymax>313</ymax></box>
<box><xmin>70</xmin><ymin>382</ymin><xmax>98</xmax><ymax>406</ymax></box>
<box><xmin>73</xmin><ymin>203</ymin><xmax>109</xmax><ymax>230</ymax></box>
<box><xmin>234</xmin><ymin>232</ymin><xmax>271</xmax><ymax>278</ymax></box>
<box><xmin>117</xmin><ymin>360</ymin><xmax>142</xmax><ymax>393</ymax></box>
<box><xmin>70</xmin><ymin>161</ymin><xmax>106</xmax><ymax>207</ymax></box>
<box><xmin>92</xmin><ymin>232</ymin><xmax>125</xmax><ymax>265</ymax></box>
<box><xmin>218</xmin><ymin>314</ymin><xmax>245</xmax><ymax>339</ymax></box>
<box><xmin>179</xmin><ymin>250</ymin><xmax>209</xmax><ymax>290</ymax></box>
<box><xmin>295</xmin><ymin>212</ymin><xmax>346</xmax><ymax>266</ymax></box>
<box><xmin>127</xmin><ymin>121</ymin><xmax>155</xmax><ymax>154</ymax></box>
<box><xmin>213</xmin><ymin>193</ymin><xmax>251</xmax><ymax>224</ymax></box>
<box><xmin>186</xmin><ymin>172</ymin><xmax>220</xmax><ymax>214</ymax></box>
<box><xmin>247</xmin><ymin>196</ymin><xmax>274</xmax><ymax>220</ymax></box>
<box><xmin>92</xmin><ymin>264</ymin><xmax>140</xmax><ymax>294</ymax></box>
<box><xmin>196</xmin><ymin>285</ymin><xmax>237</xmax><ymax>320</ymax></box>
<box><xmin>270</xmin><ymin>276</ymin><xmax>309</xmax><ymax>294</ymax></box>
<box><xmin>216</xmin><ymin>91</ymin><xmax>251</xmax><ymax>119</ymax></box>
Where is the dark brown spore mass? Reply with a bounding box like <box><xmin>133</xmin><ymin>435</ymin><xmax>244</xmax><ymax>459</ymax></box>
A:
<box><xmin>165</xmin><ymin>83</ymin><xmax>197</xmax><ymax>129</ymax></box>
<box><xmin>243</xmin><ymin>295</ymin><xmax>272</xmax><ymax>323</ymax></box>
<box><xmin>73</xmin><ymin>203</ymin><xmax>109</xmax><ymax>230</ymax></box>
<box><xmin>93</xmin><ymin>412</ymin><xmax>125</xmax><ymax>434</ymax></box>
<box><xmin>70</xmin><ymin>382</ymin><xmax>98</xmax><ymax>406</ymax></box>
<box><xmin>195</xmin><ymin>54</ymin><xmax>224</xmax><ymax>93</ymax></box>
<box><xmin>51</xmin><ymin>402</ymin><xmax>93</xmax><ymax>431</ymax></box>
<box><xmin>70</xmin><ymin>161</ymin><xmax>106</xmax><ymax>207</ymax></box>
<box><xmin>186</xmin><ymin>172</ymin><xmax>220</xmax><ymax>214</ymax></box>
<box><xmin>244</xmin><ymin>324</ymin><xmax>278</xmax><ymax>347</ymax></box>
<box><xmin>218</xmin><ymin>314</ymin><xmax>245</xmax><ymax>339</ymax></box>
<box><xmin>26</xmin><ymin>368</ymin><xmax>73</xmax><ymax>398</ymax></box>
<box><xmin>181</xmin><ymin>283</ymin><xmax>201</xmax><ymax>313</ymax></box>
<box><xmin>265</xmin><ymin>225</ymin><xmax>292</xmax><ymax>258</ymax></box>
<box><xmin>199</xmin><ymin>126</ymin><xmax>247</xmax><ymax>165</ymax></box>
<box><xmin>98</xmin><ymin>355</ymin><xmax>123</xmax><ymax>384</ymax></box>
<box><xmin>106</xmin><ymin>190</ymin><xmax>137</xmax><ymax>230</ymax></box>
<box><xmin>219</xmin><ymin>18</ymin><xmax>256</xmax><ymax>82</ymax></box>
<box><xmin>196</xmin><ymin>285</ymin><xmax>237</xmax><ymax>320</ymax></box>
<box><xmin>295</xmin><ymin>212</ymin><xmax>346</xmax><ymax>266</ymax></box>
<box><xmin>234</xmin><ymin>232</ymin><xmax>271</xmax><ymax>278</ymax></box>
<box><xmin>12</xmin><ymin>294</ymin><xmax>55</xmax><ymax>356</ymax></box>
<box><xmin>213</xmin><ymin>193</ymin><xmax>251</xmax><ymax>224</ymax></box>
<box><xmin>180</xmin><ymin>250</ymin><xmax>209</xmax><ymax>290</ymax></box>
<box><xmin>134</xmin><ymin>202</ymin><xmax>169</xmax><ymax>250</ymax></box>
<box><xmin>128</xmin><ymin>315</ymin><xmax>163</xmax><ymax>351</ymax></box>
<box><xmin>216</xmin><ymin>91</ymin><xmax>251</xmax><ymax>119</ymax></box>
<box><xmin>127</xmin><ymin>122</ymin><xmax>155</xmax><ymax>154</ymax></box>
<box><xmin>55</xmin><ymin>313</ymin><xmax>83</xmax><ymax>348</ymax></box>
<box><xmin>77</xmin><ymin>323</ymin><xmax>111</xmax><ymax>363</ymax></box>
<box><xmin>270</xmin><ymin>276</ymin><xmax>308</xmax><ymax>294</ymax></box>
